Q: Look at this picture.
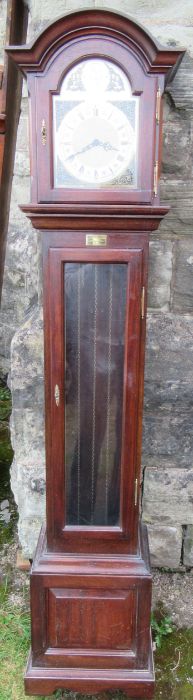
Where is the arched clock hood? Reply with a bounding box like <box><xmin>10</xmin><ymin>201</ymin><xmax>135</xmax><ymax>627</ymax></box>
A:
<box><xmin>6</xmin><ymin>9</ymin><xmax>184</xmax><ymax>229</ymax></box>
<box><xmin>7</xmin><ymin>8</ymin><xmax>184</xmax><ymax>80</ymax></box>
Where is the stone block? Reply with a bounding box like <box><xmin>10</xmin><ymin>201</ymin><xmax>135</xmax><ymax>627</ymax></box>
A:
<box><xmin>144</xmin><ymin>379</ymin><xmax>193</xmax><ymax>412</ymax></box>
<box><xmin>147</xmin><ymin>525</ymin><xmax>182</xmax><ymax>568</ymax></box>
<box><xmin>93</xmin><ymin>4</ymin><xmax>193</xmax><ymax>58</ymax></box>
<box><xmin>1</xmin><ymin>268</ymin><xmax>27</xmax><ymax>324</ymax></box>
<box><xmin>11</xmin><ymin>306</ymin><xmax>44</xmax><ymax>394</ymax></box>
<box><xmin>143</xmin><ymin>409</ymin><xmax>193</xmax><ymax>467</ymax></box>
<box><xmin>162</xmin><ymin>96</ymin><xmax>192</xmax><ymax>178</ymax></box>
<box><xmin>148</xmin><ymin>240</ymin><xmax>173</xmax><ymax>309</ymax></box>
<box><xmin>172</xmin><ymin>239</ymin><xmax>193</xmax><ymax>312</ymax></box>
<box><xmin>10</xmin><ymin>174</ymin><xmax>31</xmax><ymax>206</ymax></box>
<box><xmin>183</xmin><ymin>526</ymin><xmax>193</xmax><ymax>567</ymax></box>
<box><xmin>12</xmin><ymin>408</ymin><xmax>45</xmax><ymax>466</ymax></box>
<box><xmin>159</xmin><ymin>178</ymin><xmax>193</xmax><ymax>236</ymax></box>
<box><xmin>0</xmin><ymin>257</ymin><xmax>39</xmax><ymax>374</ymax></box>
<box><xmin>14</xmin><ymin>151</ymin><xmax>30</xmax><ymax>178</ymax></box>
<box><xmin>5</xmin><ymin>219</ymin><xmax>38</xmax><ymax>273</ymax></box>
<box><xmin>26</xmin><ymin>0</ymin><xmax>95</xmax><ymax>27</ymax></box>
<box><xmin>143</xmin><ymin>376</ymin><xmax>193</xmax><ymax>470</ymax></box>
<box><xmin>10</xmin><ymin>308</ymin><xmax>45</xmax><ymax>555</ymax></box>
<box><xmin>0</xmin><ymin>323</ymin><xmax>17</xmax><ymax>375</ymax></box>
<box><xmin>145</xmin><ymin>313</ymin><xmax>193</xmax><ymax>383</ymax></box>
<box><xmin>0</xmin><ymin>0</ymin><xmax>7</xmax><ymax>63</ymax></box>
<box><xmin>167</xmin><ymin>51</ymin><xmax>193</xmax><ymax>110</ymax></box>
<box><xmin>18</xmin><ymin>517</ymin><xmax>44</xmax><ymax>559</ymax></box>
<box><xmin>143</xmin><ymin>467</ymin><xmax>193</xmax><ymax>525</ymax></box>
<box><xmin>11</xmin><ymin>449</ymin><xmax>46</xmax><ymax>558</ymax></box>
<box><xmin>15</xmin><ymin>115</ymin><xmax>29</xmax><ymax>153</ymax></box>
<box><xmin>143</xmin><ymin>377</ymin><xmax>193</xmax><ymax>468</ymax></box>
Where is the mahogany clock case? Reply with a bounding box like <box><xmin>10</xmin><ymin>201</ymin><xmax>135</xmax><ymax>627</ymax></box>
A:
<box><xmin>27</xmin><ymin>224</ymin><xmax>153</xmax><ymax>697</ymax></box>
<box><xmin>6</xmin><ymin>8</ymin><xmax>184</xmax><ymax>698</ymax></box>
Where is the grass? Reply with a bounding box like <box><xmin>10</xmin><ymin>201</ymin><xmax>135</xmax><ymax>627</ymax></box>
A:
<box><xmin>0</xmin><ymin>580</ymin><xmax>67</xmax><ymax>700</ymax></box>
<box><xmin>155</xmin><ymin>628</ymin><xmax>193</xmax><ymax>699</ymax></box>
<box><xmin>151</xmin><ymin>609</ymin><xmax>175</xmax><ymax>649</ymax></box>
<box><xmin>0</xmin><ymin>580</ymin><xmax>31</xmax><ymax>700</ymax></box>
<box><xmin>0</xmin><ymin>383</ymin><xmax>13</xmax><ymax>468</ymax></box>
<box><xmin>0</xmin><ymin>580</ymin><xmax>52</xmax><ymax>700</ymax></box>
<box><xmin>0</xmin><ymin>386</ymin><xmax>12</xmax><ymax>423</ymax></box>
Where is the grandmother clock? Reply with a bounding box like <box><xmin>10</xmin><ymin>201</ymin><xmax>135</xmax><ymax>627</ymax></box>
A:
<box><xmin>7</xmin><ymin>10</ymin><xmax>184</xmax><ymax>697</ymax></box>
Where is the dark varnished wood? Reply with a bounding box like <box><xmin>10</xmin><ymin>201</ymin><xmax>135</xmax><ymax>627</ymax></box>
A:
<box><xmin>43</xmin><ymin>242</ymin><xmax>145</xmax><ymax>553</ymax></box>
<box><xmin>20</xmin><ymin>204</ymin><xmax>170</xmax><ymax>230</ymax></box>
<box><xmin>25</xmin><ymin>650</ymin><xmax>154</xmax><ymax>697</ymax></box>
<box><xmin>6</xmin><ymin>11</ymin><xmax>184</xmax><ymax>207</ymax></box>
<box><xmin>7</xmin><ymin>9</ymin><xmax>184</xmax><ymax>78</ymax></box>
<box><xmin>0</xmin><ymin>64</ymin><xmax>6</xmax><ymax>179</ymax></box>
<box><xmin>24</xmin><ymin>524</ymin><xmax>154</xmax><ymax>696</ymax></box>
<box><xmin>7</xmin><ymin>9</ymin><xmax>184</xmax><ymax>697</ymax></box>
<box><xmin>33</xmin><ymin>34</ymin><xmax>156</xmax><ymax>205</ymax></box>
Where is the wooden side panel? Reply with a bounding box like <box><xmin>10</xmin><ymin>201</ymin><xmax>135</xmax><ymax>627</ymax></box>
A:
<box><xmin>48</xmin><ymin>587</ymin><xmax>136</xmax><ymax>651</ymax></box>
<box><xmin>30</xmin><ymin>567</ymin><xmax>151</xmax><ymax>672</ymax></box>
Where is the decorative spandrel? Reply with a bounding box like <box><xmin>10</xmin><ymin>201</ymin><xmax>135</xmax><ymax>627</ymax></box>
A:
<box><xmin>53</xmin><ymin>58</ymin><xmax>139</xmax><ymax>189</ymax></box>
<box><xmin>64</xmin><ymin>262</ymin><xmax>128</xmax><ymax>526</ymax></box>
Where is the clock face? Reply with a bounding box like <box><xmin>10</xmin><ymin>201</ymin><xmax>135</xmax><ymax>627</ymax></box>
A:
<box><xmin>53</xmin><ymin>59</ymin><xmax>139</xmax><ymax>189</ymax></box>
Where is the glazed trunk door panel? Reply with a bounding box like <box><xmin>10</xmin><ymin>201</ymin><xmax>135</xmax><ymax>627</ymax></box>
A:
<box><xmin>65</xmin><ymin>260</ymin><xmax>127</xmax><ymax>528</ymax></box>
<box><xmin>46</xmin><ymin>247</ymin><xmax>143</xmax><ymax>553</ymax></box>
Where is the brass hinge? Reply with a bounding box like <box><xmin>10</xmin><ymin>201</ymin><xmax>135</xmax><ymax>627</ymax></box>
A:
<box><xmin>154</xmin><ymin>161</ymin><xmax>159</xmax><ymax>197</ymax></box>
<box><xmin>134</xmin><ymin>478</ymin><xmax>138</xmax><ymax>507</ymax></box>
<box><xmin>141</xmin><ymin>286</ymin><xmax>145</xmax><ymax>319</ymax></box>
<box><xmin>54</xmin><ymin>384</ymin><xmax>60</xmax><ymax>407</ymax></box>
<box><xmin>156</xmin><ymin>87</ymin><xmax>161</xmax><ymax>124</ymax></box>
<box><xmin>41</xmin><ymin>119</ymin><xmax>46</xmax><ymax>145</ymax></box>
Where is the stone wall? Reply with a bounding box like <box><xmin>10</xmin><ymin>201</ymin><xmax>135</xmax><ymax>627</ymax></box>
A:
<box><xmin>1</xmin><ymin>0</ymin><xmax>193</xmax><ymax>566</ymax></box>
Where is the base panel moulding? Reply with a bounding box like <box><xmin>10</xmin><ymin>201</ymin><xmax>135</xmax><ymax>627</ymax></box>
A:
<box><xmin>25</xmin><ymin>645</ymin><xmax>154</xmax><ymax>697</ymax></box>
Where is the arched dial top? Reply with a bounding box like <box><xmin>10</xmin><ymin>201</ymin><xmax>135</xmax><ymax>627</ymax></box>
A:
<box><xmin>53</xmin><ymin>58</ymin><xmax>139</xmax><ymax>189</ymax></box>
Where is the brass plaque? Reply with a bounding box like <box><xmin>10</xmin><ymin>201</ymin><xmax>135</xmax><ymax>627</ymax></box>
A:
<box><xmin>86</xmin><ymin>234</ymin><xmax>107</xmax><ymax>247</ymax></box>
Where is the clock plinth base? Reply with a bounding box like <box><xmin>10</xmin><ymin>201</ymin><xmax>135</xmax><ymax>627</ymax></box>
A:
<box><xmin>25</xmin><ymin>644</ymin><xmax>154</xmax><ymax>697</ymax></box>
<box><xmin>25</xmin><ymin>524</ymin><xmax>155</xmax><ymax>698</ymax></box>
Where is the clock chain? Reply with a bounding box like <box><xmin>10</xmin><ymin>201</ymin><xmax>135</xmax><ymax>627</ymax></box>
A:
<box><xmin>91</xmin><ymin>265</ymin><xmax>98</xmax><ymax>523</ymax></box>
<box><xmin>77</xmin><ymin>264</ymin><xmax>81</xmax><ymax>524</ymax></box>
<box><xmin>105</xmin><ymin>265</ymin><xmax>113</xmax><ymax>524</ymax></box>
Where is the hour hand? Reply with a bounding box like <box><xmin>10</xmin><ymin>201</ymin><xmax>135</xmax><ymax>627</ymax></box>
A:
<box><xmin>66</xmin><ymin>141</ymin><xmax>95</xmax><ymax>161</ymax></box>
<box><xmin>65</xmin><ymin>138</ymin><xmax>118</xmax><ymax>161</ymax></box>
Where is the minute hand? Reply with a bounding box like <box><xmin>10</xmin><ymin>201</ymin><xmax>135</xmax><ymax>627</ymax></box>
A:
<box><xmin>66</xmin><ymin>138</ymin><xmax>118</xmax><ymax>161</ymax></box>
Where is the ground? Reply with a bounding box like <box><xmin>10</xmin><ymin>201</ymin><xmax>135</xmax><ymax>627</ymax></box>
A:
<box><xmin>152</xmin><ymin>570</ymin><xmax>193</xmax><ymax>629</ymax></box>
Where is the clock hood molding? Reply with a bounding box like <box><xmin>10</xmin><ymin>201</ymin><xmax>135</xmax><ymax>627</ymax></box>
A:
<box><xmin>6</xmin><ymin>9</ymin><xmax>184</xmax><ymax>83</ymax></box>
<box><xmin>20</xmin><ymin>203</ymin><xmax>170</xmax><ymax>232</ymax></box>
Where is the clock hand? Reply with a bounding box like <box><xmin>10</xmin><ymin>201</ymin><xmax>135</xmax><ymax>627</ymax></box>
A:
<box><xmin>66</xmin><ymin>141</ymin><xmax>97</xmax><ymax>160</ymax></box>
<box><xmin>102</xmin><ymin>141</ymin><xmax>119</xmax><ymax>152</ymax></box>
<box><xmin>66</xmin><ymin>139</ymin><xmax>119</xmax><ymax>161</ymax></box>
